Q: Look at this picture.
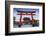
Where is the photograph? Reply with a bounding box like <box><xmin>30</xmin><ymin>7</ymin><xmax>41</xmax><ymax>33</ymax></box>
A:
<box><xmin>13</xmin><ymin>8</ymin><xmax>39</xmax><ymax>28</ymax></box>
<box><xmin>5</xmin><ymin>1</ymin><xmax>45</xmax><ymax>35</ymax></box>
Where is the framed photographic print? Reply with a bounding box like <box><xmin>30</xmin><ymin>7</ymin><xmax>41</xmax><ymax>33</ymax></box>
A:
<box><xmin>5</xmin><ymin>1</ymin><xmax>45</xmax><ymax>35</ymax></box>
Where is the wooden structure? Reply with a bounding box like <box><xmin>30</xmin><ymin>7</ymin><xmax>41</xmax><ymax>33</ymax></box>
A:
<box><xmin>16</xmin><ymin>8</ymin><xmax>36</xmax><ymax>27</ymax></box>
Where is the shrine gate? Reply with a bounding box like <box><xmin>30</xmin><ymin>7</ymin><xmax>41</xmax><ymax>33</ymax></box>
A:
<box><xmin>16</xmin><ymin>8</ymin><xmax>36</xmax><ymax>27</ymax></box>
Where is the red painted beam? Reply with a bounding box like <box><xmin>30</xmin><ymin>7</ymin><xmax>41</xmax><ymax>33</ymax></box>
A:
<box><xmin>17</xmin><ymin>13</ymin><xmax>35</xmax><ymax>15</ymax></box>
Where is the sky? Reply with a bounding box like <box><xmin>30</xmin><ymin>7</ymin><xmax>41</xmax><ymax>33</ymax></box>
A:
<box><xmin>13</xmin><ymin>8</ymin><xmax>39</xmax><ymax>21</ymax></box>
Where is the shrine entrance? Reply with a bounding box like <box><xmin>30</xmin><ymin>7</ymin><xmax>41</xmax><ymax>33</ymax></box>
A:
<box><xmin>17</xmin><ymin>11</ymin><xmax>36</xmax><ymax>27</ymax></box>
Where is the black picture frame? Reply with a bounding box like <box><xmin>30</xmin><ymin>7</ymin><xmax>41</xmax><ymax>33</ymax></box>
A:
<box><xmin>5</xmin><ymin>1</ymin><xmax>45</xmax><ymax>35</ymax></box>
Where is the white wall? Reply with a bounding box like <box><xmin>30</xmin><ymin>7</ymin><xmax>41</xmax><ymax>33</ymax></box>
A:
<box><xmin>0</xmin><ymin>0</ymin><xmax>5</xmax><ymax>36</ymax></box>
<box><xmin>0</xmin><ymin>0</ymin><xmax>46</xmax><ymax>36</ymax></box>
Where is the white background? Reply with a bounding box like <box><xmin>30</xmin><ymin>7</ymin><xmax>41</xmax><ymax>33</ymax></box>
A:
<box><xmin>0</xmin><ymin>0</ymin><xmax>46</xmax><ymax>36</ymax></box>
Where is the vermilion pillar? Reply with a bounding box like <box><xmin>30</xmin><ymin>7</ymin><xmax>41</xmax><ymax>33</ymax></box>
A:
<box><xmin>31</xmin><ymin>13</ymin><xmax>35</xmax><ymax>24</ymax></box>
<box><xmin>19</xmin><ymin>13</ymin><xmax>22</xmax><ymax>27</ymax></box>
